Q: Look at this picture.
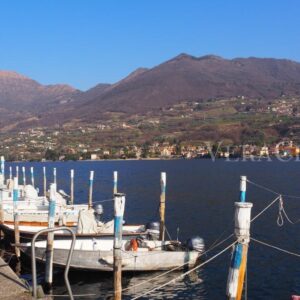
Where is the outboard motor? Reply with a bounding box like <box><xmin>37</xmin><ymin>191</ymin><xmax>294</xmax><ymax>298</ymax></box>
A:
<box><xmin>145</xmin><ymin>221</ymin><xmax>160</xmax><ymax>241</ymax></box>
<box><xmin>185</xmin><ymin>236</ymin><xmax>205</xmax><ymax>253</ymax></box>
<box><xmin>93</xmin><ymin>204</ymin><xmax>104</xmax><ymax>224</ymax></box>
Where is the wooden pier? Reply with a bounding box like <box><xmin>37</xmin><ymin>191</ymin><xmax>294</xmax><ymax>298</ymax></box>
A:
<box><xmin>0</xmin><ymin>257</ymin><xmax>31</xmax><ymax>300</ymax></box>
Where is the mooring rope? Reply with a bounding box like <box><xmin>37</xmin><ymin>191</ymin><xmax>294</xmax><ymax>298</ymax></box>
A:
<box><xmin>251</xmin><ymin>237</ymin><xmax>300</xmax><ymax>258</ymax></box>
<box><xmin>130</xmin><ymin>241</ymin><xmax>237</xmax><ymax>300</ymax></box>
<box><xmin>250</xmin><ymin>195</ymin><xmax>281</xmax><ymax>223</ymax></box>
<box><xmin>247</xmin><ymin>179</ymin><xmax>300</xmax><ymax>199</ymax></box>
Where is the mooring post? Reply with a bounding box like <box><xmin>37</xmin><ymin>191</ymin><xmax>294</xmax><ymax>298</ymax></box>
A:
<box><xmin>226</xmin><ymin>176</ymin><xmax>252</xmax><ymax>300</ymax></box>
<box><xmin>13</xmin><ymin>176</ymin><xmax>20</xmax><ymax>257</ymax></box>
<box><xmin>88</xmin><ymin>171</ymin><xmax>94</xmax><ymax>209</ymax></box>
<box><xmin>9</xmin><ymin>166</ymin><xmax>12</xmax><ymax>181</ymax></box>
<box><xmin>0</xmin><ymin>188</ymin><xmax>4</xmax><ymax>237</ymax></box>
<box><xmin>0</xmin><ymin>156</ymin><xmax>5</xmax><ymax>186</ymax></box>
<box><xmin>113</xmin><ymin>171</ymin><xmax>118</xmax><ymax>194</ymax></box>
<box><xmin>159</xmin><ymin>172</ymin><xmax>167</xmax><ymax>241</ymax></box>
<box><xmin>45</xmin><ymin>183</ymin><xmax>56</xmax><ymax>287</ymax></box>
<box><xmin>30</xmin><ymin>166</ymin><xmax>35</xmax><ymax>188</ymax></box>
<box><xmin>43</xmin><ymin>166</ymin><xmax>47</xmax><ymax>197</ymax></box>
<box><xmin>113</xmin><ymin>193</ymin><xmax>125</xmax><ymax>300</ymax></box>
<box><xmin>70</xmin><ymin>169</ymin><xmax>74</xmax><ymax>205</ymax></box>
<box><xmin>53</xmin><ymin>168</ymin><xmax>57</xmax><ymax>186</ymax></box>
<box><xmin>22</xmin><ymin>166</ymin><xmax>26</xmax><ymax>187</ymax></box>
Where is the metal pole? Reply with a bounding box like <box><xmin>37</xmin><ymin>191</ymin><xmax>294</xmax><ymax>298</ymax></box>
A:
<box><xmin>226</xmin><ymin>176</ymin><xmax>252</xmax><ymax>300</ymax></box>
<box><xmin>31</xmin><ymin>227</ymin><xmax>75</xmax><ymax>300</ymax></box>
<box><xmin>113</xmin><ymin>171</ymin><xmax>118</xmax><ymax>195</ymax></box>
<box><xmin>159</xmin><ymin>172</ymin><xmax>166</xmax><ymax>241</ymax></box>
<box><xmin>13</xmin><ymin>176</ymin><xmax>20</xmax><ymax>257</ymax></box>
<box><xmin>88</xmin><ymin>171</ymin><xmax>94</xmax><ymax>209</ymax></box>
<box><xmin>70</xmin><ymin>169</ymin><xmax>74</xmax><ymax>205</ymax></box>
<box><xmin>45</xmin><ymin>183</ymin><xmax>56</xmax><ymax>287</ymax></box>
<box><xmin>113</xmin><ymin>193</ymin><xmax>125</xmax><ymax>300</ymax></box>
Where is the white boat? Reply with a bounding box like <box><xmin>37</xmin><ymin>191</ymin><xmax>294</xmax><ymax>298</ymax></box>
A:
<box><xmin>20</xmin><ymin>237</ymin><xmax>203</xmax><ymax>271</ymax></box>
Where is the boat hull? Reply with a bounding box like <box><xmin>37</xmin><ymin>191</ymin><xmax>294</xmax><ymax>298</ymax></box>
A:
<box><xmin>22</xmin><ymin>246</ymin><xmax>199</xmax><ymax>272</ymax></box>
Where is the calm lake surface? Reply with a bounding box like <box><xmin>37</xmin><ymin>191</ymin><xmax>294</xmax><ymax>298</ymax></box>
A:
<box><xmin>4</xmin><ymin>159</ymin><xmax>300</xmax><ymax>299</ymax></box>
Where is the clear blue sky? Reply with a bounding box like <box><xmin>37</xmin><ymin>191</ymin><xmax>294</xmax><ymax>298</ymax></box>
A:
<box><xmin>0</xmin><ymin>0</ymin><xmax>299</xmax><ymax>90</ymax></box>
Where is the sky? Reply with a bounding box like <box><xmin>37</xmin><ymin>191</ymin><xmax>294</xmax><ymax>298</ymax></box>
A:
<box><xmin>0</xmin><ymin>0</ymin><xmax>300</xmax><ymax>90</ymax></box>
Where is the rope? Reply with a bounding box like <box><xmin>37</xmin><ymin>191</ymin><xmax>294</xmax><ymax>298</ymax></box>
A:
<box><xmin>46</xmin><ymin>293</ymin><xmax>96</xmax><ymax>298</ymax></box>
<box><xmin>90</xmin><ymin>198</ymin><xmax>114</xmax><ymax>204</ymax></box>
<box><xmin>277</xmin><ymin>195</ymin><xmax>300</xmax><ymax>226</ymax></box>
<box><xmin>121</xmin><ymin>233</ymin><xmax>234</xmax><ymax>293</ymax></box>
<box><xmin>130</xmin><ymin>241</ymin><xmax>237</xmax><ymax>300</ymax></box>
<box><xmin>247</xmin><ymin>179</ymin><xmax>300</xmax><ymax>199</ymax></box>
<box><xmin>250</xmin><ymin>196</ymin><xmax>280</xmax><ymax>223</ymax></box>
<box><xmin>251</xmin><ymin>237</ymin><xmax>300</xmax><ymax>258</ymax></box>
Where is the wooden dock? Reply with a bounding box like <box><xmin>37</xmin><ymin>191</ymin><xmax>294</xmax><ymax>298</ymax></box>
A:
<box><xmin>0</xmin><ymin>257</ymin><xmax>31</xmax><ymax>300</ymax></box>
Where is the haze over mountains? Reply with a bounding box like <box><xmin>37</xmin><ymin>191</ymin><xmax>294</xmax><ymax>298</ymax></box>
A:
<box><xmin>1</xmin><ymin>54</ymin><xmax>300</xmax><ymax>130</ymax></box>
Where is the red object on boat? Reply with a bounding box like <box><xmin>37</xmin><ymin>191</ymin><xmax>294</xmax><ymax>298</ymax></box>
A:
<box><xmin>291</xmin><ymin>296</ymin><xmax>300</xmax><ymax>300</ymax></box>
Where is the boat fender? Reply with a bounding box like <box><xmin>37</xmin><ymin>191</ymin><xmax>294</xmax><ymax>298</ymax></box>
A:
<box><xmin>129</xmin><ymin>239</ymin><xmax>138</xmax><ymax>251</ymax></box>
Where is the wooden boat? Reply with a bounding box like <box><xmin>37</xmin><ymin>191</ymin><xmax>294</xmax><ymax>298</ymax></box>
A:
<box><xmin>20</xmin><ymin>237</ymin><xmax>202</xmax><ymax>271</ymax></box>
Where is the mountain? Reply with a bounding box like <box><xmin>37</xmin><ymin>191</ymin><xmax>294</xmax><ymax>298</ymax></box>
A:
<box><xmin>1</xmin><ymin>54</ymin><xmax>300</xmax><ymax>129</ymax></box>
<box><xmin>71</xmin><ymin>54</ymin><xmax>300</xmax><ymax>121</ymax></box>
<box><xmin>0</xmin><ymin>70</ymin><xmax>79</xmax><ymax>111</ymax></box>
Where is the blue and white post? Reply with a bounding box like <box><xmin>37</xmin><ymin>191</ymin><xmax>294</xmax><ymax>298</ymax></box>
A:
<box><xmin>22</xmin><ymin>166</ymin><xmax>26</xmax><ymax>186</ymax></box>
<box><xmin>226</xmin><ymin>176</ymin><xmax>253</xmax><ymax>300</ymax></box>
<box><xmin>53</xmin><ymin>168</ymin><xmax>57</xmax><ymax>186</ymax></box>
<box><xmin>88</xmin><ymin>171</ymin><xmax>94</xmax><ymax>209</ymax></box>
<box><xmin>13</xmin><ymin>177</ymin><xmax>20</xmax><ymax>257</ymax></box>
<box><xmin>159</xmin><ymin>172</ymin><xmax>167</xmax><ymax>241</ymax></box>
<box><xmin>70</xmin><ymin>169</ymin><xmax>74</xmax><ymax>205</ymax></box>
<box><xmin>30</xmin><ymin>166</ymin><xmax>35</xmax><ymax>188</ymax></box>
<box><xmin>113</xmin><ymin>193</ymin><xmax>125</xmax><ymax>300</ymax></box>
<box><xmin>0</xmin><ymin>156</ymin><xmax>5</xmax><ymax>186</ymax></box>
<box><xmin>113</xmin><ymin>171</ymin><xmax>118</xmax><ymax>195</ymax></box>
<box><xmin>43</xmin><ymin>166</ymin><xmax>47</xmax><ymax>197</ymax></box>
<box><xmin>45</xmin><ymin>183</ymin><xmax>56</xmax><ymax>287</ymax></box>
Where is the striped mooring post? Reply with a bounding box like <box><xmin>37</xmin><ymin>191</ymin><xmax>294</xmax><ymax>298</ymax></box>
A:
<box><xmin>70</xmin><ymin>169</ymin><xmax>74</xmax><ymax>205</ymax></box>
<box><xmin>226</xmin><ymin>176</ymin><xmax>253</xmax><ymax>300</ymax></box>
<box><xmin>45</xmin><ymin>183</ymin><xmax>56</xmax><ymax>287</ymax></box>
<box><xmin>22</xmin><ymin>166</ymin><xmax>26</xmax><ymax>187</ymax></box>
<box><xmin>113</xmin><ymin>193</ymin><xmax>126</xmax><ymax>300</ymax></box>
<box><xmin>13</xmin><ymin>176</ymin><xmax>20</xmax><ymax>257</ymax></box>
<box><xmin>0</xmin><ymin>188</ymin><xmax>4</xmax><ymax>237</ymax></box>
<box><xmin>88</xmin><ymin>171</ymin><xmax>94</xmax><ymax>209</ymax></box>
<box><xmin>43</xmin><ymin>166</ymin><xmax>47</xmax><ymax>197</ymax></box>
<box><xmin>113</xmin><ymin>171</ymin><xmax>118</xmax><ymax>195</ymax></box>
<box><xmin>0</xmin><ymin>156</ymin><xmax>5</xmax><ymax>186</ymax></box>
<box><xmin>30</xmin><ymin>166</ymin><xmax>35</xmax><ymax>188</ymax></box>
<box><xmin>159</xmin><ymin>172</ymin><xmax>167</xmax><ymax>241</ymax></box>
<box><xmin>53</xmin><ymin>168</ymin><xmax>57</xmax><ymax>186</ymax></box>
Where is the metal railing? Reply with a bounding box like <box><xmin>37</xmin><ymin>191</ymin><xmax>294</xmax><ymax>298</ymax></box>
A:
<box><xmin>31</xmin><ymin>227</ymin><xmax>76</xmax><ymax>299</ymax></box>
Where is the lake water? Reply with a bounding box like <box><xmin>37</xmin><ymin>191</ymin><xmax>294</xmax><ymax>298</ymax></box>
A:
<box><xmin>3</xmin><ymin>159</ymin><xmax>300</xmax><ymax>299</ymax></box>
